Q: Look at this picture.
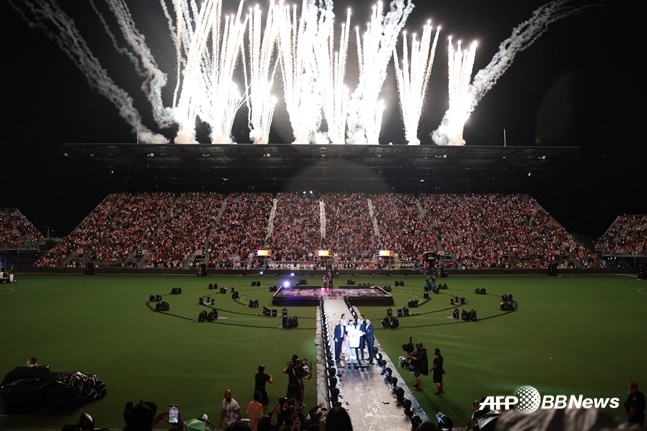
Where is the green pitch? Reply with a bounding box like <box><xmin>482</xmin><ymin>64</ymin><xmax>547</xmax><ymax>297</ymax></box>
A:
<box><xmin>1</xmin><ymin>273</ymin><xmax>645</xmax><ymax>430</ymax></box>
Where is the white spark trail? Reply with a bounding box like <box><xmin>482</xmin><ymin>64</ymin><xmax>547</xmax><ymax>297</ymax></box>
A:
<box><xmin>394</xmin><ymin>20</ymin><xmax>440</xmax><ymax>145</ymax></box>
<box><xmin>276</xmin><ymin>0</ymin><xmax>322</xmax><ymax>145</ymax></box>
<box><xmin>6</xmin><ymin>0</ymin><xmax>168</xmax><ymax>144</ymax></box>
<box><xmin>432</xmin><ymin>0</ymin><xmax>584</xmax><ymax>146</ymax></box>
<box><xmin>346</xmin><ymin>0</ymin><xmax>414</xmax><ymax>145</ymax></box>
<box><xmin>245</xmin><ymin>2</ymin><xmax>279</xmax><ymax>145</ymax></box>
<box><xmin>434</xmin><ymin>37</ymin><xmax>477</xmax><ymax>146</ymax></box>
<box><xmin>98</xmin><ymin>0</ymin><xmax>176</xmax><ymax>132</ymax></box>
<box><xmin>313</xmin><ymin>3</ymin><xmax>351</xmax><ymax>145</ymax></box>
<box><xmin>173</xmin><ymin>0</ymin><xmax>248</xmax><ymax>144</ymax></box>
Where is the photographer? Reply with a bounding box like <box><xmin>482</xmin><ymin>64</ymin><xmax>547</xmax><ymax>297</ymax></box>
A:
<box><xmin>284</xmin><ymin>355</ymin><xmax>300</xmax><ymax>400</ymax></box>
<box><xmin>407</xmin><ymin>342</ymin><xmax>428</xmax><ymax>391</ymax></box>
<box><xmin>284</xmin><ymin>356</ymin><xmax>311</xmax><ymax>402</ymax></box>
<box><xmin>294</xmin><ymin>360</ymin><xmax>312</xmax><ymax>402</ymax></box>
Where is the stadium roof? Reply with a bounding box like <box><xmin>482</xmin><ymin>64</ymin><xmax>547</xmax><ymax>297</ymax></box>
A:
<box><xmin>61</xmin><ymin>143</ymin><xmax>580</xmax><ymax>194</ymax></box>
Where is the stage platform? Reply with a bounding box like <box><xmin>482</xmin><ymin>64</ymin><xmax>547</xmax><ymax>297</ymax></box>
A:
<box><xmin>271</xmin><ymin>285</ymin><xmax>394</xmax><ymax>307</ymax></box>
<box><xmin>314</xmin><ymin>297</ymin><xmax>430</xmax><ymax>431</ymax></box>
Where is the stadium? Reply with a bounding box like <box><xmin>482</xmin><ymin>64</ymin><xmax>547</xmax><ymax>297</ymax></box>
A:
<box><xmin>2</xmin><ymin>0</ymin><xmax>647</xmax><ymax>431</ymax></box>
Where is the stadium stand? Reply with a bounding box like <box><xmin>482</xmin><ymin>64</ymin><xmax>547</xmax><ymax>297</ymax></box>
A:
<box><xmin>31</xmin><ymin>192</ymin><xmax>607</xmax><ymax>270</ymax></box>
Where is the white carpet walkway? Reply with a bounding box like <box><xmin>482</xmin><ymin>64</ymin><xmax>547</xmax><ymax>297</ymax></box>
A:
<box><xmin>315</xmin><ymin>297</ymin><xmax>429</xmax><ymax>431</ymax></box>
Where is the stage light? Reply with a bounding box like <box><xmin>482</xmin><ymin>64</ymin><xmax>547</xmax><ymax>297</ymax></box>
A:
<box><xmin>389</xmin><ymin>316</ymin><xmax>399</xmax><ymax>329</ymax></box>
<box><xmin>436</xmin><ymin>412</ymin><xmax>453</xmax><ymax>430</ymax></box>
<box><xmin>330</xmin><ymin>387</ymin><xmax>339</xmax><ymax>403</ymax></box>
<box><xmin>329</xmin><ymin>376</ymin><xmax>337</xmax><ymax>388</ymax></box>
<box><xmin>410</xmin><ymin>415</ymin><xmax>422</xmax><ymax>429</ymax></box>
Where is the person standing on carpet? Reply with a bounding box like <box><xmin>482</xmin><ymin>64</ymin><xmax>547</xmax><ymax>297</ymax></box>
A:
<box><xmin>333</xmin><ymin>319</ymin><xmax>345</xmax><ymax>361</ymax></box>
<box><xmin>363</xmin><ymin>319</ymin><xmax>375</xmax><ymax>364</ymax></box>
<box><xmin>346</xmin><ymin>320</ymin><xmax>364</xmax><ymax>363</ymax></box>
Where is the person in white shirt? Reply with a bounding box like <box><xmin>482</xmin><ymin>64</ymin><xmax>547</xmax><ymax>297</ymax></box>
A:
<box><xmin>346</xmin><ymin>321</ymin><xmax>365</xmax><ymax>363</ymax></box>
<box><xmin>219</xmin><ymin>389</ymin><xmax>241</xmax><ymax>429</ymax></box>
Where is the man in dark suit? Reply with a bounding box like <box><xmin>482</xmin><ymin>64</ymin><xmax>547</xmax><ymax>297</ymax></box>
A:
<box><xmin>358</xmin><ymin>316</ymin><xmax>367</xmax><ymax>360</ymax></box>
<box><xmin>333</xmin><ymin>319</ymin><xmax>345</xmax><ymax>361</ymax></box>
<box><xmin>364</xmin><ymin>319</ymin><xmax>375</xmax><ymax>364</ymax></box>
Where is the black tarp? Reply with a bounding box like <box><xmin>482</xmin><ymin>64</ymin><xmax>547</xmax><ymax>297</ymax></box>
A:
<box><xmin>0</xmin><ymin>366</ymin><xmax>107</xmax><ymax>414</ymax></box>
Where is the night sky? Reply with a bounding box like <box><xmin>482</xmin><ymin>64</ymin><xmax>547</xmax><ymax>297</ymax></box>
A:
<box><xmin>1</xmin><ymin>0</ymin><xmax>646</xmax><ymax>238</ymax></box>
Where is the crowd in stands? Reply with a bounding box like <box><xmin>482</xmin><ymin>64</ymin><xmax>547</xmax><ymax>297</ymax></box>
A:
<box><xmin>37</xmin><ymin>193</ymin><xmax>176</xmax><ymax>268</ymax></box>
<box><xmin>26</xmin><ymin>192</ymin><xmax>620</xmax><ymax>269</ymax></box>
<box><xmin>205</xmin><ymin>193</ymin><xmax>274</xmax><ymax>269</ymax></box>
<box><xmin>0</xmin><ymin>208</ymin><xmax>45</xmax><ymax>249</ymax></box>
<box><xmin>266</xmin><ymin>193</ymin><xmax>322</xmax><ymax>263</ymax></box>
<box><xmin>144</xmin><ymin>193</ymin><xmax>225</xmax><ymax>268</ymax></box>
<box><xmin>370</xmin><ymin>193</ymin><xmax>437</xmax><ymax>262</ymax></box>
<box><xmin>596</xmin><ymin>214</ymin><xmax>647</xmax><ymax>256</ymax></box>
<box><xmin>419</xmin><ymin>193</ymin><xmax>601</xmax><ymax>269</ymax></box>
<box><xmin>322</xmin><ymin>193</ymin><xmax>378</xmax><ymax>262</ymax></box>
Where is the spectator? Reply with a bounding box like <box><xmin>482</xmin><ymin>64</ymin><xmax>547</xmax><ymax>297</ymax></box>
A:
<box><xmin>220</xmin><ymin>389</ymin><xmax>241</xmax><ymax>429</ymax></box>
<box><xmin>255</xmin><ymin>365</ymin><xmax>273</xmax><ymax>407</ymax></box>
<box><xmin>624</xmin><ymin>381</ymin><xmax>646</xmax><ymax>427</ymax></box>
<box><xmin>246</xmin><ymin>391</ymin><xmax>265</xmax><ymax>431</ymax></box>
<box><xmin>323</xmin><ymin>404</ymin><xmax>352</xmax><ymax>431</ymax></box>
<box><xmin>123</xmin><ymin>400</ymin><xmax>186</xmax><ymax>431</ymax></box>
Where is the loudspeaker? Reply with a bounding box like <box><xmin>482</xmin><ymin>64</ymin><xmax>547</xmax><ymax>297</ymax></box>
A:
<box><xmin>198</xmin><ymin>263</ymin><xmax>207</xmax><ymax>277</ymax></box>
<box><xmin>282</xmin><ymin>316</ymin><xmax>292</xmax><ymax>329</ymax></box>
<box><xmin>439</xmin><ymin>265</ymin><xmax>448</xmax><ymax>278</ymax></box>
<box><xmin>84</xmin><ymin>262</ymin><xmax>94</xmax><ymax>276</ymax></box>
<box><xmin>547</xmin><ymin>263</ymin><xmax>558</xmax><ymax>276</ymax></box>
<box><xmin>638</xmin><ymin>266</ymin><xmax>647</xmax><ymax>280</ymax></box>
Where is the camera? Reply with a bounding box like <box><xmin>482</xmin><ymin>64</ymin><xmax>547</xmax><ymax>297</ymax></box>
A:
<box><xmin>399</xmin><ymin>356</ymin><xmax>416</xmax><ymax>373</ymax></box>
<box><xmin>301</xmin><ymin>358</ymin><xmax>312</xmax><ymax>379</ymax></box>
<box><xmin>402</xmin><ymin>336</ymin><xmax>414</xmax><ymax>354</ymax></box>
<box><xmin>286</xmin><ymin>357</ymin><xmax>312</xmax><ymax>379</ymax></box>
<box><xmin>169</xmin><ymin>405</ymin><xmax>179</xmax><ymax>424</ymax></box>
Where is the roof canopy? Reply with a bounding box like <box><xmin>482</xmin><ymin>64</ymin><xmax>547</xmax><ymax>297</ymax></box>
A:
<box><xmin>61</xmin><ymin>143</ymin><xmax>579</xmax><ymax>193</ymax></box>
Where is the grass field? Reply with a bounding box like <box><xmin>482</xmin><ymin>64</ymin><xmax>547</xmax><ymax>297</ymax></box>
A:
<box><xmin>1</xmin><ymin>273</ymin><xmax>646</xmax><ymax>430</ymax></box>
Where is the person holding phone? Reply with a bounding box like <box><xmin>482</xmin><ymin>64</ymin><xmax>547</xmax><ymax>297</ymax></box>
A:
<box><xmin>123</xmin><ymin>400</ymin><xmax>186</xmax><ymax>431</ymax></box>
<box><xmin>219</xmin><ymin>389</ymin><xmax>241</xmax><ymax>430</ymax></box>
<box><xmin>169</xmin><ymin>405</ymin><xmax>180</xmax><ymax>425</ymax></box>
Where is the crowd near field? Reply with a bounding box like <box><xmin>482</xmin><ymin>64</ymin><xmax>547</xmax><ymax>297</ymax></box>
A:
<box><xmin>1</xmin><ymin>273</ymin><xmax>646</xmax><ymax>431</ymax></box>
<box><xmin>2</xmin><ymin>192</ymin><xmax>646</xmax><ymax>272</ymax></box>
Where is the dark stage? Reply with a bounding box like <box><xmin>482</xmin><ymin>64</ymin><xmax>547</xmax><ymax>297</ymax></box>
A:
<box><xmin>271</xmin><ymin>285</ymin><xmax>394</xmax><ymax>306</ymax></box>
